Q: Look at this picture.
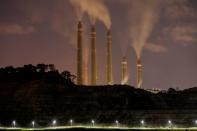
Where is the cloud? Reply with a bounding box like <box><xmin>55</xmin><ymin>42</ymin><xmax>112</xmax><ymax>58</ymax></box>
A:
<box><xmin>145</xmin><ymin>43</ymin><xmax>167</xmax><ymax>53</ymax></box>
<box><xmin>172</xmin><ymin>26</ymin><xmax>197</xmax><ymax>43</ymax></box>
<box><xmin>0</xmin><ymin>24</ymin><xmax>35</xmax><ymax>35</ymax></box>
<box><xmin>163</xmin><ymin>25</ymin><xmax>197</xmax><ymax>45</ymax></box>
<box><xmin>165</xmin><ymin>0</ymin><xmax>197</xmax><ymax>20</ymax></box>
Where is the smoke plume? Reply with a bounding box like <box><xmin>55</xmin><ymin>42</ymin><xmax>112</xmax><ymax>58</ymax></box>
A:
<box><xmin>145</xmin><ymin>43</ymin><xmax>167</xmax><ymax>53</ymax></box>
<box><xmin>69</xmin><ymin>0</ymin><xmax>111</xmax><ymax>29</ymax></box>
<box><xmin>0</xmin><ymin>24</ymin><xmax>35</xmax><ymax>35</ymax></box>
<box><xmin>118</xmin><ymin>32</ymin><xmax>129</xmax><ymax>56</ymax></box>
<box><xmin>128</xmin><ymin>0</ymin><xmax>162</xmax><ymax>58</ymax></box>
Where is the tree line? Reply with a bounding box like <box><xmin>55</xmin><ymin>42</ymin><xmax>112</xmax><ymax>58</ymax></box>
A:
<box><xmin>0</xmin><ymin>64</ymin><xmax>76</xmax><ymax>87</ymax></box>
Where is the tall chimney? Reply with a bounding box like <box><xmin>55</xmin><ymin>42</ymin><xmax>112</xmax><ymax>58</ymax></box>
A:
<box><xmin>90</xmin><ymin>25</ymin><xmax>97</xmax><ymax>85</ymax></box>
<box><xmin>121</xmin><ymin>57</ymin><xmax>128</xmax><ymax>85</ymax></box>
<box><xmin>84</xmin><ymin>64</ymin><xmax>89</xmax><ymax>85</ymax></box>
<box><xmin>106</xmin><ymin>30</ymin><xmax>113</xmax><ymax>85</ymax></box>
<box><xmin>136</xmin><ymin>59</ymin><xmax>142</xmax><ymax>88</ymax></box>
<box><xmin>77</xmin><ymin>21</ymin><xmax>83</xmax><ymax>85</ymax></box>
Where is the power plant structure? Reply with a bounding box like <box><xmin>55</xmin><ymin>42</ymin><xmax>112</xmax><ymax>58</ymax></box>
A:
<box><xmin>84</xmin><ymin>63</ymin><xmax>89</xmax><ymax>85</ymax></box>
<box><xmin>106</xmin><ymin>30</ymin><xmax>113</xmax><ymax>85</ymax></box>
<box><xmin>76</xmin><ymin>21</ymin><xmax>144</xmax><ymax>87</ymax></box>
<box><xmin>77</xmin><ymin>21</ymin><xmax>84</xmax><ymax>85</ymax></box>
<box><xmin>90</xmin><ymin>25</ymin><xmax>97</xmax><ymax>85</ymax></box>
<box><xmin>121</xmin><ymin>57</ymin><xmax>128</xmax><ymax>85</ymax></box>
<box><xmin>136</xmin><ymin>59</ymin><xmax>142</xmax><ymax>88</ymax></box>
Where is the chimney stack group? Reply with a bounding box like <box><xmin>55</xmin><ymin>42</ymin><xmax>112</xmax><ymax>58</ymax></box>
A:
<box><xmin>76</xmin><ymin>21</ymin><xmax>142</xmax><ymax>88</ymax></box>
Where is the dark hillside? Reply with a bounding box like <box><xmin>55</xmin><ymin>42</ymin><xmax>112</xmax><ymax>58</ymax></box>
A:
<box><xmin>0</xmin><ymin>65</ymin><xmax>197</xmax><ymax>127</ymax></box>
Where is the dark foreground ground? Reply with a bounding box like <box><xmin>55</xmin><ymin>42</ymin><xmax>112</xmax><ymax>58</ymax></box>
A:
<box><xmin>0</xmin><ymin>65</ymin><xmax>197</xmax><ymax>127</ymax></box>
<box><xmin>0</xmin><ymin>82</ymin><xmax>197</xmax><ymax>127</ymax></box>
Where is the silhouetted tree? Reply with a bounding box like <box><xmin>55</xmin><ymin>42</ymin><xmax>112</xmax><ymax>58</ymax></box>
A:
<box><xmin>37</xmin><ymin>64</ymin><xmax>48</xmax><ymax>73</ymax></box>
<box><xmin>61</xmin><ymin>71</ymin><xmax>71</xmax><ymax>79</ymax></box>
<box><xmin>61</xmin><ymin>71</ymin><xmax>76</xmax><ymax>87</ymax></box>
<box><xmin>0</xmin><ymin>67</ymin><xmax>5</xmax><ymax>75</ymax></box>
<box><xmin>4</xmin><ymin>66</ymin><xmax>16</xmax><ymax>74</ymax></box>
<box><xmin>23</xmin><ymin>64</ymin><xmax>37</xmax><ymax>73</ymax></box>
<box><xmin>61</xmin><ymin>71</ymin><xmax>76</xmax><ymax>82</ymax></box>
<box><xmin>167</xmin><ymin>88</ymin><xmax>176</xmax><ymax>94</ymax></box>
<box><xmin>48</xmin><ymin>64</ymin><xmax>56</xmax><ymax>72</ymax></box>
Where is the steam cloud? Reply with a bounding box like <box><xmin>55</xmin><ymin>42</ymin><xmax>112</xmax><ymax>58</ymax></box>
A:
<box><xmin>128</xmin><ymin>0</ymin><xmax>162</xmax><ymax>58</ymax></box>
<box><xmin>69</xmin><ymin>0</ymin><xmax>111</xmax><ymax>29</ymax></box>
<box><xmin>145</xmin><ymin>43</ymin><xmax>167</xmax><ymax>53</ymax></box>
<box><xmin>118</xmin><ymin>32</ymin><xmax>129</xmax><ymax>56</ymax></box>
<box><xmin>0</xmin><ymin>24</ymin><xmax>35</xmax><ymax>35</ymax></box>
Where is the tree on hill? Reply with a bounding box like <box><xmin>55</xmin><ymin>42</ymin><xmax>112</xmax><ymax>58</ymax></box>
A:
<box><xmin>37</xmin><ymin>64</ymin><xmax>48</xmax><ymax>73</ymax></box>
<box><xmin>61</xmin><ymin>70</ymin><xmax>76</xmax><ymax>86</ymax></box>
<box><xmin>48</xmin><ymin>64</ymin><xmax>56</xmax><ymax>72</ymax></box>
<box><xmin>0</xmin><ymin>64</ymin><xmax>76</xmax><ymax>86</ymax></box>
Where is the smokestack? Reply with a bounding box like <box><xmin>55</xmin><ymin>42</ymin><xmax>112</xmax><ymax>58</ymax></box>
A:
<box><xmin>90</xmin><ymin>25</ymin><xmax>97</xmax><ymax>85</ymax></box>
<box><xmin>84</xmin><ymin>65</ymin><xmax>89</xmax><ymax>85</ymax></box>
<box><xmin>136</xmin><ymin>59</ymin><xmax>142</xmax><ymax>88</ymax></box>
<box><xmin>77</xmin><ymin>21</ymin><xmax>83</xmax><ymax>85</ymax></box>
<box><xmin>106</xmin><ymin>30</ymin><xmax>113</xmax><ymax>85</ymax></box>
<box><xmin>121</xmin><ymin>57</ymin><xmax>128</xmax><ymax>85</ymax></box>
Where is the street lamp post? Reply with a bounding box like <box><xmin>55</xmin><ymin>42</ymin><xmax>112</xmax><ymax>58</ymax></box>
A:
<box><xmin>32</xmin><ymin>121</ymin><xmax>35</xmax><ymax>128</ymax></box>
<box><xmin>69</xmin><ymin>119</ymin><xmax>73</xmax><ymax>126</ymax></box>
<box><xmin>91</xmin><ymin>120</ymin><xmax>95</xmax><ymax>127</ymax></box>
<box><xmin>52</xmin><ymin>120</ymin><xmax>56</xmax><ymax>127</ymax></box>
<box><xmin>115</xmin><ymin>120</ymin><xmax>119</xmax><ymax>127</ymax></box>
<box><xmin>141</xmin><ymin>120</ymin><xmax>144</xmax><ymax>126</ymax></box>
<box><xmin>12</xmin><ymin>120</ymin><xmax>16</xmax><ymax>127</ymax></box>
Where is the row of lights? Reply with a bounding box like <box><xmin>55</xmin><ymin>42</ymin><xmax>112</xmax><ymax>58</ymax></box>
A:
<box><xmin>11</xmin><ymin>119</ymin><xmax>73</xmax><ymax>128</ymax></box>
<box><xmin>10</xmin><ymin>119</ymin><xmax>197</xmax><ymax>128</ymax></box>
<box><xmin>140</xmin><ymin>120</ymin><xmax>197</xmax><ymax>126</ymax></box>
<box><xmin>11</xmin><ymin>119</ymin><xmax>118</xmax><ymax>128</ymax></box>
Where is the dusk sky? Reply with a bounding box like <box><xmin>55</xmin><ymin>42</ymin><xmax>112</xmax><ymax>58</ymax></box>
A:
<box><xmin>0</xmin><ymin>0</ymin><xmax>197</xmax><ymax>90</ymax></box>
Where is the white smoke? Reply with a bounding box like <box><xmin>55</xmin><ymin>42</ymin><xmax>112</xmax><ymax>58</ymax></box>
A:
<box><xmin>69</xmin><ymin>0</ymin><xmax>111</xmax><ymax>29</ymax></box>
<box><xmin>128</xmin><ymin>0</ymin><xmax>162</xmax><ymax>58</ymax></box>
<box><xmin>145</xmin><ymin>43</ymin><xmax>167</xmax><ymax>53</ymax></box>
<box><xmin>118</xmin><ymin>32</ymin><xmax>129</xmax><ymax>56</ymax></box>
<box><xmin>0</xmin><ymin>24</ymin><xmax>35</xmax><ymax>35</ymax></box>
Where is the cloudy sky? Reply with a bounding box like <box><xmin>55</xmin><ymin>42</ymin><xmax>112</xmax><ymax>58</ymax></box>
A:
<box><xmin>0</xmin><ymin>0</ymin><xmax>197</xmax><ymax>90</ymax></box>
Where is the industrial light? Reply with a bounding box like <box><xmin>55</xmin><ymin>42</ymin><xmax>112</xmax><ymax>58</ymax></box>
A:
<box><xmin>69</xmin><ymin>119</ymin><xmax>73</xmax><ymax>126</ymax></box>
<box><xmin>140</xmin><ymin>120</ymin><xmax>144</xmax><ymax>125</ymax></box>
<box><xmin>91</xmin><ymin>120</ymin><xmax>95</xmax><ymax>126</ymax></box>
<box><xmin>115</xmin><ymin>120</ymin><xmax>119</xmax><ymax>127</ymax></box>
<box><xmin>195</xmin><ymin>120</ymin><xmax>197</xmax><ymax>124</ymax></box>
<box><xmin>168</xmin><ymin>120</ymin><xmax>172</xmax><ymax>124</ymax></box>
<box><xmin>31</xmin><ymin>121</ymin><xmax>35</xmax><ymax>128</ymax></box>
<box><xmin>52</xmin><ymin>120</ymin><xmax>56</xmax><ymax>126</ymax></box>
<box><xmin>12</xmin><ymin>120</ymin><xmax>16</xmax><ymax>127</ymax></box>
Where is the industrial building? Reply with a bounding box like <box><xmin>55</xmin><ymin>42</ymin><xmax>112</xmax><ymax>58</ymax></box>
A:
<box><xmin>76</xmin><ymin>21</ymin><xmax>142</xmax><ymax>88</ymax></box>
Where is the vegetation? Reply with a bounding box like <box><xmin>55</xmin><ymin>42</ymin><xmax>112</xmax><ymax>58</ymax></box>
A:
<box><xmin>0</xmin><ymin>64</ymin><xmax>196</xmax><ymax>127</ymax></box>
<box><xmin>0</xmin><ymin>64</ymin><xmax>75</xmax><ymax>86</ymax></box>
